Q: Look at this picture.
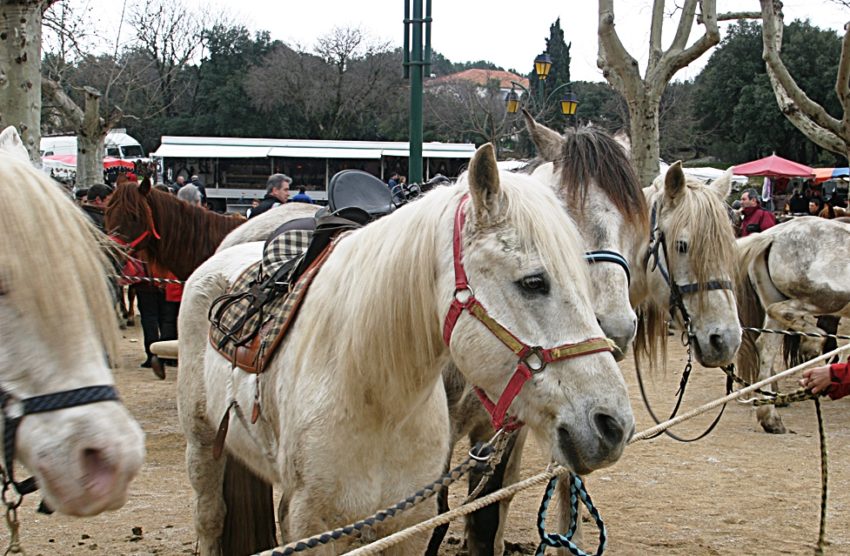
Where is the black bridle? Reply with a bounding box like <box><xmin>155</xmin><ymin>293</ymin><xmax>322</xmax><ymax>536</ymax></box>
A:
<box><xmin>644</xmin><ymin>202</ymin><xmax>733</xmax><ymax>331</ymax></box>
<box><xmin>636</xmin><ymin>201</ymin><xmax>735</xmax><ymax>442</ymax></box>
<box><xmin>584</xmin><ymin>249</ymin><xmax>630</xmax><ymax>285</ymax></box>
<box><xmin>0</xmin><ymin>385</ymin><xmax>121</xmax><ymax>510</ymax></box>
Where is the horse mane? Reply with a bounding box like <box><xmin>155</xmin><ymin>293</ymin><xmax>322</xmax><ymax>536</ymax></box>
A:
<box><xmin>292</xmin><ymin>172</ymin><xmax>590</xmax><ymax>397</ymax></box>
<box><xmin>108</xmin><ymin>183</ymin><xmax>243</xmax><ymax>280</ymax></box>
<box><xmin>732</xmin><ymin>234</ymin><xmax>774</xmax><ymax>383</ymax></box>
<box><xmin>0</xmin><ymin>153</ymin><xmax>118</xmax><ymax>360</ymax></box>
<box><xmin>635</xmin><ymin>174</ymin><xmax>739</xmax><ymax>372</ymax></box>
<box><xmin>551</xmin><ymin>126</ymin><xmax>649</xmax><ymax>236</ymax></box>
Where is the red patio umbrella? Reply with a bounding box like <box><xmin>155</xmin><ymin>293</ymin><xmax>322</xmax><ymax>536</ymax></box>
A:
<box><xmin>732</xmin><ymin>154</ymin><xmax>814</xmax><ymax>178</ymax></box>
<box><xmin>42</xmin><ymin>154</ymin><xmax>135</xmax><ymax>171</ymax></box>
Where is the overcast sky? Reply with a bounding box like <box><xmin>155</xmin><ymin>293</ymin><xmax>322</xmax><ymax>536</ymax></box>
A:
<box><xmin>81</xmin><ymin>0</ymin><xmax>850</xmax><ymax>82</ymax></box>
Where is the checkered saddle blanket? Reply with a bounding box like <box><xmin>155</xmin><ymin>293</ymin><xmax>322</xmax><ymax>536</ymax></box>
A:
<box><xmin>208</xmin><ymin>228</ymin><xmax>329</xmax><ymax>373</ymax></box>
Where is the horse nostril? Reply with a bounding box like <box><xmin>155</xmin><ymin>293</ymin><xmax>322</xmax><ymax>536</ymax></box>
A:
<box><xmin>81</xmin><ymin>448</ymin><xmax>118</xmax><ymax>499</ymax></box>
<box><xmin>710</xmin><ymin>333</ymin><xmax>724</xmax><ymax>350</ymax></box>
<box><xmin>593</xmin><ymin>411</ymin><xmax>626</xmax><ymax>448</ymax></box>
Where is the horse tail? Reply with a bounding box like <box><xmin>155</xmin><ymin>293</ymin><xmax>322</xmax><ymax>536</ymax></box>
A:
<box><xmin>783</xmin><ymin>316</ymin><xmax>840</xmax><ymax>367</ymax></box>
<box><xmin>221</xmin><ymin>457</ymin><xmax>277</xmax><ymax>555</ymax></box>
<box><xmin>734</xmin><ymin>235</ymin><xmax>773</xmax><ymax>384</ymax></box>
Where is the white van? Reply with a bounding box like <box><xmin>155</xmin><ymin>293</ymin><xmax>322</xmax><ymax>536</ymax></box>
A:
<box><xmin>40</xmin><ymin>129</ymin><xmax>146</xmax><ymax>160</ymax></box>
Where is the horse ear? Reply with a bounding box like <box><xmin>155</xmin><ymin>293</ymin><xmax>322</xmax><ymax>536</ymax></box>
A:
<box><xmin>138</xmin><ymin>176</ymin><xmax>151</xmax><ymax>196</ymax></box>
<box><xmin>467</xmin><ymin>143</ymin><xmax>502</xmax><ymax>225</ymax></box>
<box><xmin>0</xmin><ymin>126</ymin><xmax>31</xmax><ymax>163</ymax></box>
<box><xmin>711</xmin><ymin>168</ymin><xmax>734</xmax><ymax>200</ymax></box>
<box><xmin>523</xmin><ymin>108</ymin><xmax>563</xmax><ymax>162</ymax></box>
<box><xmin>663</xmin><ymin>161</ymin><xmax>686</xmax><ymax>202</ymax></box>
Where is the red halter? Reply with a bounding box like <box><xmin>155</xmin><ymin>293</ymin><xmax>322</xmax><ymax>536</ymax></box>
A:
<box><xmin>109</xmin><ymin>204</ymin><xmax>161</xmax><ymax>251</ymax></box>
<box><xmin>442</xmin><ymin>194</ymin><xmax>615</xmax><ymax>431</ymax></box>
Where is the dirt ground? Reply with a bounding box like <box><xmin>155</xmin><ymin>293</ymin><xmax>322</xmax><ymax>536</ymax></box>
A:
<box><xmin>7</xmin><ymin>323</ymin><xmax>849</xmax><ymax>555</ymax></box>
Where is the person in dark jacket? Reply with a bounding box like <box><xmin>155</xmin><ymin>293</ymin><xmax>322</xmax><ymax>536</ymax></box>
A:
<box><xmin>248</xmin><ymin>173</ymin><xmax>291</xmax><ymax>219</ymax></box>
<box><xmin>740</xmin><ymin>188</ymin><xmax>776</xmax><ymax>237</ymax></box>
<box><xmin>80</xmin><ymin>183</ymin><xmax>113</xmax><ymax>232</ymax></box>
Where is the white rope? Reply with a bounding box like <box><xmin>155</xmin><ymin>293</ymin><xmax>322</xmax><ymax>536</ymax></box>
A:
<box><xmin>632</xmin><ymin>342</ymin><xmax>850</xmax><ymax>442</ymax></box>
<box><xmin>256</xmin><ymin>342</ymin><xmax>850</xmax><ymax>555</ymax></box>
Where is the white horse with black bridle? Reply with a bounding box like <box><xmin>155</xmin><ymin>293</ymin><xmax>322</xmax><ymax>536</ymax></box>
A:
<box><xmin>0</xmin><ymin>126</ymin><xmax>144</xmax><ymax>517</ymax></box>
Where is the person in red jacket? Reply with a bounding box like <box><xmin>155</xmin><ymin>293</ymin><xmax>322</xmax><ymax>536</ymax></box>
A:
<box><xmin>800</xmin><ymin>363</ymin><xmax>850</xmax><ymax>400</ymax></box>
<box><xmin>740</xmin><ymin>188</ymin><xmax>777</xmax><ymax>237</ymax></box>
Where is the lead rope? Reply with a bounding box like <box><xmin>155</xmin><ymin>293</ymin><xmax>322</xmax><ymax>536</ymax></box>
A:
<box><xmin>1</xmin><ymin>468</ymin><xmax>23</xmax><ymax>555</ymax></box>
<box><xmin>261</xmin><ymin>439</ymin><xmax>501</xmax><ymax>555</ymax></box>
<box><xmin>534</xmin><ymin>473</ymin><xmax>605</xmax><ymax>556</ymax></box>
<box><xmin>814</xmin><ymin>397</ymin><xmax>828</xmax><ymax>556</ymax></box>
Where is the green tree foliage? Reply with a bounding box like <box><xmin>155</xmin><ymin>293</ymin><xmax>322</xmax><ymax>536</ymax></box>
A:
<box><xmin>175</xmin><ymin>26</ymin><xmax>278</xmax><ymax>138</ymax></box>
<box><xmin>695</xmin><ymin>19</ymin><xmax>844</xmax><ymax>165</ymax></box>
<box><xmin>245</xmin><ymin>28</ymin><xmax>408</xmax><ymax>140</ymax></box>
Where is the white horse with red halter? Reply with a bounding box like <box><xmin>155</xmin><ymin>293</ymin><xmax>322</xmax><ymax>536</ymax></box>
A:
<box><xmin>0</xmin><ymin>126</ymin><xmax>144</xmax><ymax>517</ymax></box>
<box><xmin>177</xmin><ymin>143</ymin><xmax>634</xmax><ymax>555</ymax></box>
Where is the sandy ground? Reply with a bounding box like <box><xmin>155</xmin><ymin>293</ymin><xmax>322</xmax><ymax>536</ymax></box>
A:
<box><xmin>7</xmin><ymin>323</ymin><xmax>849</xmax><ymax>555</ymax></box>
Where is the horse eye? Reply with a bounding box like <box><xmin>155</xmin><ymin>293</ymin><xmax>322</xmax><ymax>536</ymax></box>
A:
<box><xmin>676</xmin><ymin>240</ymin><xmax>688</xmax><ymax>254</ymax></box>
<box><xmin>517</xmin><ymin>274</ymin><xmax>550</xmax><ymax>295</ymax></box>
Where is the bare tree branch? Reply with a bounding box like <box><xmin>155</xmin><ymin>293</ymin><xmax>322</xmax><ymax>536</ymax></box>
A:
<box><xmin>760</xmin><ymin>0</ymin><xmax>846</xmax><ymax>150</ymax></box>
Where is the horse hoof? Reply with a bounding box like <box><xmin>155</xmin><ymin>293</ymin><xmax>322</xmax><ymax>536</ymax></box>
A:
<box><xmin>126</xmin><ymin>318</ymin><xmax>135</xmax><ymax>327</ymax></box>
<box><xmin>151</xmin><ymin>356</ymin><xmax>166</xmax><ymax>380</ymax></box>
<box><xmin>760</xmin><ymin>420</ymin><xmax>787</xmax><ymax>434</ymax></box>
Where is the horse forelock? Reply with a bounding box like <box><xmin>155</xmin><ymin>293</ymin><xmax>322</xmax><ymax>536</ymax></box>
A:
<box><xmin>0</xmin><ymin>154</ymin><xmax>118</xmax><ymax>361</ymax></box>
<box><xmin>657</xmin><ymin>178</ymin><xmax>739</xmax><ymax>304</ymax></box>
<box><xmin>493</xmin><ymin>171</ymin><xmax>591</xmax><ymax>294</ymax></box>
<box><xmin>549</xmin><ymin>126</ymin><xmax>649</xmax><ymax>236</ymax></box>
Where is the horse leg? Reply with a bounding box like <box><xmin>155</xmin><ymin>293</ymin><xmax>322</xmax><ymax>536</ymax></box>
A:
<box><xmin>464</xmin><ymin>425</ymin><xmax>525</xmax><ymax>556</ymax></box>
<box><xmin>185</xmin><ymin>436</ymin><xmax>227</xmax><ymax>555</ymax></box>
<box><xmin>754</xmin><ymin>317</ymin><xmax>785</xmax><ymax>434</ymax></box>
<box><xmin>126</xmin><ymin>285</ymin><xmax>136</xmax><ymax>326</ymax></box>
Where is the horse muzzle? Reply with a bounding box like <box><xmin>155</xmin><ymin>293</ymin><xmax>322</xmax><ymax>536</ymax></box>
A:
<box><xmin>555</xmin><ymin>407</ymin><xmax>634</xmax><ymax>474</ymax></box>
<box><xmin>692</xmin><ymin>326</ymin><xmax>742</xmax><ymax>367</ymax></box>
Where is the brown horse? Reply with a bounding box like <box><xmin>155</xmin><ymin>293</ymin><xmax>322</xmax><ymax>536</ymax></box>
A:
<box><xmin>105</xmin><ymin>179</ymin><xmax>243</xmax><ymax>280</ymax></box>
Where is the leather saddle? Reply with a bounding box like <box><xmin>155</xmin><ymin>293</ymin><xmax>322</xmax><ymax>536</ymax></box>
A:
<box><xmin>326</xmin><ymin>169</ymin><xmax>393</xmax><ymax>218</ymax></box>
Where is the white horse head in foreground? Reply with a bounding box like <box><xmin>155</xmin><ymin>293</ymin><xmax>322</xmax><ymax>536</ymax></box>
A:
<box><xmin>178</xmin><ymin>143</ymin><xmax>634</xmax><ymax>554</ymax></box>
<box><xmin>0</xmin><ymin>127</ymin><xmax>144</xmax><ymax>516</ymax></box>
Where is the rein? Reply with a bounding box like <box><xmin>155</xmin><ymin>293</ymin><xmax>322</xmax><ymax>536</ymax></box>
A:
<box><xmin>637</xmin><ymin>201</ymin><xmax>734</xmax><ymax>442</ymax></box>
<box><xmin>442</xmin><ymin>194</ymin><xmax>615</xmax><ymax>432</ymax></box>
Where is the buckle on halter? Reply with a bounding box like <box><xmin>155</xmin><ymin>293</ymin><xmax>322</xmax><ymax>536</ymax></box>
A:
<box><xmin>453</xmin><ymin>287</ymin><xmax>474</xmax><ymax>304</ymax></box>
<box><xmin>521</xmin><ymin>346</ymin><xmax>547</xmax><ymax>373</ymax></box>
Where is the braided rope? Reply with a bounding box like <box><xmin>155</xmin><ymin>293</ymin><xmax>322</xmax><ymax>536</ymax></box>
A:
<box><xmin>742</xmin><ymin>326</ymin><xmax>850</xmax><ymax>341</ymax></box>
<box><xmin>814</xmin><ymin>397</ymin><xmax>828</xmax><ymax>556</ymax></box>
<box><xmin>256</xmin><ymin>447</ymin><xmax>492</xmax><ymax>556</ymax></box>
<box><xmin>343</xmin><ymin>467</ymin><xmax>572</xmax><ymax>556</ymax></box>
<box><xmin>255</xmin><ymin>344</ymin><xmax>850</xmax><ymax>556</ymax></box>
<box><xmin>114</xmin><ymin>275</ymin><xmax>185</xmax><ymax>285</ymax></box>
<box><xmin>535</xmin><ymin>474</ymin><xmax>606</xmax><ymax>556</ymax></box>
<box><xmin>631</xmin><ymin>343</ymin><xmax>850</xmax><ymax>442</ymax></box>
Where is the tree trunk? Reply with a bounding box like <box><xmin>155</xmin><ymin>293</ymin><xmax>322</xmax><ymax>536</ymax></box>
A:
<box><xmin>628</xmin><ymin>93</ymin><xmax>662</xmax><ymax>187</ymax></box>
<box><xmin>77</xmin><ymin>88</ymin><xmax>105</xmax><ymax>187</ymax></box>
<box><xmin>0</xmin><ymin>0</ymin><xmax>47</xmax><ymax>163</ymax></box>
